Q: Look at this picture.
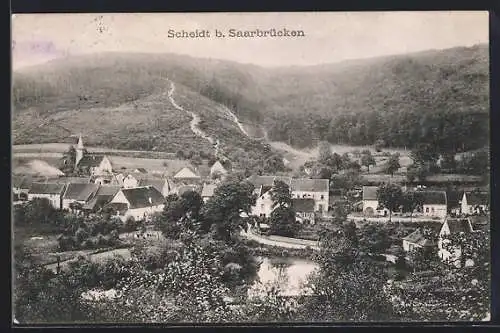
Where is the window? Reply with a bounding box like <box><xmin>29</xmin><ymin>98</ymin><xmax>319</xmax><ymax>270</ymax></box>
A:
<box><xmin>426</xmin><ymin>207</ymin><xmax>429</xmax><ymax>213</ymax></box>
<box><xmin>431</xmin><ymin>207</ymin><xmax>435</xmax><ymax>213</ymax></box>
<box><xmin>320</xmin><ymin>195</ymin><xmax>324</xmax><ymax>200</ymax></box>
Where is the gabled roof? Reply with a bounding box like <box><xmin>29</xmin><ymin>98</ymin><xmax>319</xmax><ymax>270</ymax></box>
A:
<box><xmin>134</xmin><ymin>168</ymin><xmax>148</xmax><ymax>174</ymax></box>
<box><xmin>120</xmin><ymin>186</ymin><xmax>165</xmax><ymax>209</ymax></box>
<box><xmin>63</xmin><ymin>183</ymin><xmax>100</xmax><ymax>201</ymax></box>
<box><xmin>291</xmin><ymin>178</ymin><xmax>329</xmax><ymax>192</ymax></box>
<box><xmin>138</xmin><ymin>178</ymin><xmax>168</xmax><ymax>193</ymax></box>
<box><xmin>77</xmin><ymin>154</ymin><xmax>107</xmax><ymax>169</ymax></box>
<box><xmin>464</xmin><ymin>191</ymin><xmax>489</xmax><ymax>205</ymax></box>
<box><xmin>210</xmin><ymin>161</ymin><xmax>228</xmax><ymax>173</ymax></box>
<box><xmin>362</xmin><ymin>186</ymin><xmax>378</xmax><ymax>201</ymax></box>
<box><xmin>422</xmin><ymin>191</ymin><xmax>447</xmax><ymax>205</ymax></box>
<box><xmin>403</xmin><ymin>228</ymin><xmax>437</xmax><ymax>247</ymax></box>
<box><xmin>444</xmin><ymin>218</ymin><xmax>473</xmax><ymax>234</ymax></box>
<box><xmin>173</xmin><ymin>167</ymin><xmax>200</xmax><ymax>179</ymax></box>
<box><xmin>292</xmin><ymin>198</ymin><xmax>315</xmax><ymax>212</ymax></box>
<box><xmin>96</xmin><ymin>185</ymin><xmax>121</xmax><ymax>197</ymax></box>
<box><xmin>12</xmin><ymin>175</ymin><xmax>33</xmax><ymax>189</ymax></box>
<box><xmin>47</xmin><ymin>176</ymin><xmax>91</xmax><ymax>184</ymax></box>
<box><xmin>201</xmin><ymin>184</ymin><xmax>217</xmax><ymax>198</ymax></box>
<box><xmin>29</xmin><ymin>182</ymin><xmax>66</xmax><ymax>195</ymax></box>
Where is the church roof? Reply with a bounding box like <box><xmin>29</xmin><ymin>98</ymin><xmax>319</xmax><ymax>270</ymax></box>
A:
<box><xmin>77</xmin><ymin>154</ymin><xmax>107</xmax><ymax>169</ymax></box>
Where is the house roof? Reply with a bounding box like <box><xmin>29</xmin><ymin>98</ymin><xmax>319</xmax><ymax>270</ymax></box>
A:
<box><xmin>292</xmin><ymin>198</ymin><xmax>315</xmax><ymax>212</ymax></box>
<box><xmin>422</xmin><ymin>191</ymin><xmax>447</xmax><ymax>205</ymax></box>
<box><xmin>173</xmin><ymin>167</ymin><xmax>200</xmax><ymax>179</ymax></box>
<box><xmin>63</xmin><ymin>183</ymin><xmax>100</xmax><ymax>201</ymax></box>
<box><xmin>47</xmin><ymin>176</ymin><xmax>91</xmax><ymax>184</ymax></box>
<box><xmin>403</xmin><ymin>228</ymin><xmax>437</xmax><ymax>247</ymax></box>
<box><xmin>201</xmin><ymin>184</ymin><xmax>217</xmax><ymax>197</ymax></box>
<box><xmin>134</xmin><ymin>168</ymin><xmax>148</xmax><ymax>174</ymax></box>
<box><xmin>120</xmin><ymin>186</ymin><xmax>165</xmax><ymax>209</ymax></box>
<box><xmin>464</xmin><ymin>191</ymin><xmax>489</xmax><ymax>205</ymax></box>
<box><xmin>12</xmin><ymin>175</ymin><xmax>33</xmax><ymax>189</ymax></box>
<box><xmin>210</xmin><ymin>161</ymin><xmax>228</xmax><ymax>173</ymax></box>
<box><xmin>362</xmin><ymin>186</ymin><xmax>378</xmax><ymax>201</ymax></box>
<box><xmin>77</xmin><ymin>154</ymin><xmax>107</xmax><ymax>169</ymax></box>
<box><xmin>84</xmin><ymin>186</ymin><xmax>121</xmax><ymax>210</ymax></box>
<box><xmin>291</xmin><ymin>178</ymin><xmax>329</xmax><ymax>192</ymax></box>
<box><xmin>96</xmin><ymin>185</ymin><xmax>121</xmax><ymax>197</ymax></box>
<box><xmin>444</xmin><ymin>218</ymin><xmax>473</xmax><ymax>234</ymax></box>
<box><xmin>29</xmin><ymin>182</ymin><xmax>66</xmax><ymax>195</ymax></box>
<box><xmin>138</xmin><ymin>178</ymin><xmax>168</xmax><ymax>193</ymax></box>
<box><xmin>468</xmin><ymin>216</ymin><xmax>489</xmax><ymax>232</ymax></box>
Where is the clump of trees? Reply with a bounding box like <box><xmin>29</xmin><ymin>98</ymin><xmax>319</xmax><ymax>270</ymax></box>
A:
<box><xmin>269</xmin><ymin>180</ymin><xmax>300</xmax><ymax>237</ymax></box>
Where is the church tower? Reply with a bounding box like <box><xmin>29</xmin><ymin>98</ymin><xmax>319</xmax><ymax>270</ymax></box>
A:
<box><xmin>75</xmin><ymin>134</ymin><xmax>84</xmax><ymax>169</ymax></box>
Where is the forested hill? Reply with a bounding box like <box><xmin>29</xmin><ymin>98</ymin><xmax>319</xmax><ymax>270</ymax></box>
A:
<box><xmin>13</xmin><ymin>44</ymin><xmax>489</xmax><ymax>154</ymax></box>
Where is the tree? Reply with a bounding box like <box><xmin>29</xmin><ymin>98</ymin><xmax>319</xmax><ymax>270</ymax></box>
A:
<box><xmin>201</xmin><ymin>181</ymin><xmax>256</xmax><ymax>241</ymax></box>
<box><xmin>377</xmin><ymin>184</ymin><xmax>403</xmax><ymax>222</ymax></box>
<box><xmin>410</xmin><ymin>143</ymin><xmax>439</xmax><ymax>171</ymax></box>
<box><xmin>318</xmin><ymin>141</ymin><xmax>332</xmax><ymax>163</ymax></box>
<box><xmin>270</xmin><ymin>180</ymin><xmax>292</xmax><ymax>209</ymax></box>
<box><xmin>358</xmin><ymin>223</ymin><xmax>391</xmax><ymax>254</ymax></box>
<box><xmin>262</xmin><ymin>154</ymin><xmax>286</xmax><ymax>173</ymax></box>
<box><xmin>269</xmin><ymin>205</ymin><xmax>299</xmax><ymax>237</ymax></box>
<box><xmin>385</xmin><ymin>153</ymin><xmax>401</xmax><ymax>176</ymax></box>
<box><xmin>360</xmin><ymin>151</ymin><xmax>376</xmax><ymax>172</ymax></box>
<box><xmin>375</xmin><ymin>139</ymin><xmax>385</xmax><ymax>152</ymax></box>
<box><xmin>401</xmin><ymin>190</ymin><xmax>424</xmax><ymax>222</ymax></box>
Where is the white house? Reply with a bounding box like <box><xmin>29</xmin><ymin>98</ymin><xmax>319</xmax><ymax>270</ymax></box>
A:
<box><xmin>210</xmin><ymin>161</ymin><xmax>229</xmax><ymax>179</ymax></box>
<box><xmin>62</xmin><ymin>183</ymin><xmax>100</xmax><ymax>210</ymax></box>
<box><xmin>248</xmin><ymin>176</ymin><xmax>292</xmax><ymax>218</ymax></box>
<box><xmin>290</xmin><ymin>178</ymin><xmax>329</xmax><ymax>216</ymax></box>
<box><xmin>460</xmin><ymin>191</ymin><xmax>489</xmax><ymax>215</ymax></box>
<box><xmin>362</xmin><ymin>186</ymin><xmax>388</xmax><ymax>217</ymax></box>
<box><xmin>173</xmin><ymin>167</ymin><xmax>201</xmax><ymax>183</ymax></box>
<box><xmin>201</xmin><ymin>183</ymin><xmax>217</xmax><ymax>203</ymax></box>
<box><xmin>438</xmin><ymin>218</ymin><xmax>474</xmax><ymax>267</ymax></box>
<box><xmin>27</xmin><ymin>182</ymin><xmax>66</xmax><ymax>209</ymax></box>
<box><xmin>402</xmin><ymin>228</ymin><xmax>437</xmax><ymax>252</ymax></box>
<box><xmin>422</xmin><ymin>191</ymin><xmax>447</xmax><ymax>220</ymax></box>
<box><xmin>76</xmin><ymin>154</ymin><xmax>113</xmax><ymax>176</ymax></box>
<box><xmin>13</xmin><ymin>175</ymin><xmax>33</xmax><ymax>200</ymax></box>
<box><xmin>122</xmin><ymin>174</ymin><xmax>140</xmax><ymax>188</ymax></box>
<box><xmin>107</xmin><ymin>186</ymin><xmax>165</xmax><ymax>221</ymax></box>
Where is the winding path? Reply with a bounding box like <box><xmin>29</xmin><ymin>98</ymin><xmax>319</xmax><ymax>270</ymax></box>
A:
<box><xmin>240</xmin><ymin>227</ymin><xmax>320</xmax><ymax>251</ymax></box>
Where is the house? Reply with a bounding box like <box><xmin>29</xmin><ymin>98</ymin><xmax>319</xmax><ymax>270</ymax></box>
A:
<box><xmin>47</xmin><ymin>176</ymin><xmax>91</xmax><ymax>185</ymax></box>
<box><xmin>201</xmin><ymin>183</ymin><xmax>217</xmax><ymax>203</ymax></box>
<box><xmin>460</xmin><ymin>191</ymin><xmax>489</xmax><ymax>215</ymax></box>
<box><xmin>290</xmin><ymin>178</ymin><xmax>329</xmax><ymax>215</ymax></box>
<box><xmin>438</xmin><ymin>218</ymin><xmax>474</xmax><ymax>267</ymax></box>
<box><xmin>292</xmin><ymin>198</ymin><xmax>316</xmax><ymax>224</ymax></box>
<box><xmin>362</xmin><ymin>186</ymin><xmax>388</xmax><ymax>217</ymax></box>
<box><xmin>83</xmin><ymin>185</ymin><xmax>121</xmax><ymax>212</ymax></box>
<box><xmin>107</xmin><ymin>186</ymin><xmax>165</xmax><ymax>221</ymax></box>
<box><xmin>62</xmin><ymin>183</ymin><xmax>100</xmax><ymax>210</ymax></box>
<box><xmin>468</xmin><ymin>215</ymin><xmax>490</xmax><ymax>232</ymax></box>
<box><xmin>76</xmin><ymin>154</ymin><xmax>113</xmax><ymax>176</ymax></box>
<box><xmin>138</xmin><ymin>178</ymin><xmax>173</xmax><ymax>197</ymax></box>
<box><xmin>27</xmin><ymin>182</ymin><xmax>66</xmax><ymax>209</ymax></box>
<box><xmin>248</xmin><ymin>176</ymin><xmax>292</xmax><ymax>218</ymax></box>
<box><xmin>173</xmin><ymin>167</ymin><xmax>201</xmax><ymax>183</ymax></box>
<box><xmin>12</xmin><ymin>175</ymin><xmax>33</xmax><ymax>200</ymax></box>
<box><xmin>133</xmin><ymin>168</ymin><xmax>148</xmax><ymax>174</ymax></box>
<box><xmin>422</xmin><ymin>191</ymin><xmax>447</xmax><ymax>220</ymax></box>
<box><xmin>210</xmin><ymin>161</ymin><xmax>229</xmax><ymax>179</ymax></box>
<box><xmin>402</xmin><ymin>228</ymin><xmax>437</xmax><ymax>252</ymax></box>
<box><xmin>122</xmin><ymin>174</ymin><xmax>140</xmax><ymax>188</ymax></box>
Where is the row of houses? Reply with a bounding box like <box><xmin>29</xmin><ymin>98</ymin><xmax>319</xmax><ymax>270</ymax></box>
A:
<box><xmin>402</xmin><ymin>215</ymin><xmax>489</xmax><ymax>267</ymax></box>
<box><xmin>361</xmin><ymin>185</ymin><xmax>489</xmax><ymax>220</ymax></box>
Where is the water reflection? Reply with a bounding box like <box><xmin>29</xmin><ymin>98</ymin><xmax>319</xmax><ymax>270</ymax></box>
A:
<box><xmin>249</xmin><ymin>256</ymin><xmax>318</xmax><ymax>297</ymax></box>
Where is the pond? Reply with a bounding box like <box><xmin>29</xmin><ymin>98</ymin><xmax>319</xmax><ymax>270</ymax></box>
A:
<box><xmin>248</xmin><ymin>256</ymin><xmax>318</xmax><ymax>298</ymax></box>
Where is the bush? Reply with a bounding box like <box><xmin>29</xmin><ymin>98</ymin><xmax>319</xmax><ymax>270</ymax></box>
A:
<box><xmin>123</xmin><ymin>216</ymin><xmax>139</xmax><ymax>232</ymax></box>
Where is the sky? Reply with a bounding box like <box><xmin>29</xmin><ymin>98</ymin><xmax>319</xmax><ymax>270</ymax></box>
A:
<box><xmin>12</xmin><ymin>11</ymin><xmax>488</xmax><ymax>69</ymax></box>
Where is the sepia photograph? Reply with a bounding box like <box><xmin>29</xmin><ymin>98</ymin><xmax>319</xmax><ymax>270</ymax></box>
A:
<box><xmin>11</xmin><ymin>11</ymin><xmax>490</xmax><ymax>324</ymax></box>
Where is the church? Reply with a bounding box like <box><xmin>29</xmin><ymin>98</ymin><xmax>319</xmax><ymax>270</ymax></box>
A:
<box><xmin>72</xmin><ymin>135</ymin><xmax>113</xmax><ymax>177</ymax></box>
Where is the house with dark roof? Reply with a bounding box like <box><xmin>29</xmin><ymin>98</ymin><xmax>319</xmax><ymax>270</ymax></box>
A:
<box><xmin>438</xmin><ymin>218</ymin><xmax>474</xmax><ymax>267</ymax></box>
<box><xmin>46</xmin><ymin>176</ymin><xmax>91</xmax><ymax>185</ymax></box>
<box><xmin>201</xmin><ymin>183</ymin><xmax>217</xmax><ymax>203</ymax></box>
<box><xmin>12</xmin><ymin>175</ymin><xmax>33</xmax><ymax>199</ymax></box>
<box><xmin>107</xmin><ymin>186</ymin><xmax>165</xmax><ymax>221</ymax></box>
<box><xmin>362</xmin><ymin>186</ymin><xmax>389</xmax><ymax>217</ymax></box>
<box><xmin>468</xmin><ymin>215</ymin><xmax>490</xmax><ymax>232</ymax></box>
<box><xmin>83</xmin><ymin>185</ymin><xmax>121</xmax><ymax>212</ymax></box>
<box><xmin>290</xmin><ymin>178</ymin><xmax>329</xmax><ymax>215</ymax></box>
<box><xmin>248</xmin><ymin>176</ymin><xmax>292</xmax><ymax>218</ymax></box>
<box><xmin>402</xmin><ymin>228</ymin><xmax>438</xmax><ymax>252</ymax></box>
<box><xmin>460</xmin><ymin>191</ymin><xmax>489</xmax><ymax>215</ymax></box>
<box><xmin>292</xmin><ymin>198</ymin><xmax>316</xmax><ymax>224</ymax></box>
<box><xmin>76</xmin><ymin>154</ymin><xmax>113</xmax><ymax>176</ymax></box>
<box><xmin>138</xmin><ymin>178</ymin><xmax>172</xmax><ymax>197</ymax></box>
<box><xmin>27</xmin><ymin>182</ymin><xmax>66</xmax><ymax>209</ymax></box>
<box><xmin>421</xmin><ymin>191</ymin><xmax>447</xmax><ymax>220</ymax></box>
<box><xmin>62</xmin><ymin>183</ymin><xmax>100</xmax><ymax>210</ymax></box>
